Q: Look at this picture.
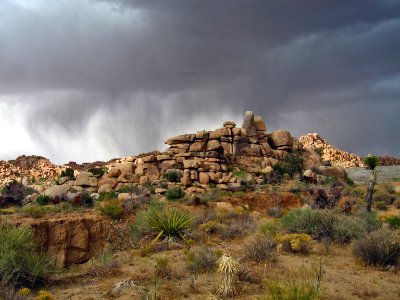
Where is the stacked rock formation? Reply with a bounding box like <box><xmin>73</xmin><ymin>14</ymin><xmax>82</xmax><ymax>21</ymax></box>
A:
<box><xmin>299</xmin><ymin>133</ymin><xmax>364</xmax><ymax>168</ymax></box>
<box><xmin>92</xmin><ymin>111</ymin><xmax>321</xmax><ymax>193</ymax></box>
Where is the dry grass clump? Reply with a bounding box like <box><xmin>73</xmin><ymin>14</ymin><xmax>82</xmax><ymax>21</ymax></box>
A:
<box><xmin>187</xmin><ymin>246</ymin><xmax>220</xmax><ymax>273</ymax></box>
<box><xmin>220</xmin><ymin>212</ymin><xmax>256</xmax><ymax>240</ymax></box>
<box><xmin>244</xmin><ymin>235</ymin><xmax>276</xmax><ymax>262</ymax></box>
<box><xmin>353</xmin><ymin>229</ymin><xmax>400</xmax><ymax>267</ymax></box>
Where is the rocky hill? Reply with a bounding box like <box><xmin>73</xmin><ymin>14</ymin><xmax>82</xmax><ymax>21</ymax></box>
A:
<box><xmin>298</xmin><ymin>133</ymin><xmax>364</xmax><ymax>168</ymax></box>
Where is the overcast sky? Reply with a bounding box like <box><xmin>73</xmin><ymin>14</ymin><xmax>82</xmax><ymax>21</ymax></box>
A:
<box><xmin>0</xmin><ymin>0</ymin><xmax>399</xmax><ymax>164</ymax></box>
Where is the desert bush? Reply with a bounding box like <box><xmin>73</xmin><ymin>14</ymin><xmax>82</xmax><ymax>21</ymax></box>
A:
<box><xmin>281</xmin><ymin>208</ymin><xmax>379</xmax><ymax>243</ymax></box>
<box><xmin>187</xmin><ymin>246</ymin><xmax>219</xmax><ymax>273</ymax></box>
<box><xmin>163</xmin><ymin>171</ymin><xmax>181</xmax><ymax>183</ymax></box>
<box><xmin>73</xmin><ymin>192</ymin><xmax>93</xmax><ymax>207</ymax></box>
<box><xmin>98</xmin><ymin>191</ymin><xmax>118</xmax><ymax>202</ymax></box>
<box><xmin>88</xmin><ymin>167</ymin><xmax>106</xmax><ymax>177</ymax></box>
<box><xmin>374</xmin><ymin>201</ymin><xmax>389</xmax><ymax>211</ymax></box>
<box><xmin>264</xmin><ymin>280</ymin><xmax>319</xmax><ymax>300</ymax></box>
<box><xmin>277</xmin><ymin>233</ymin><xmax>312</xmax><ymax>254</ymax></box>
<box><xmin>99</xmin><ymin>200</ymin><xmax>123</xmax><ymax>220</ymax></box>
<box><xmin>34</xmin><ymin>290</ymin><xmax>55</xmax><ymax>300</ymax></box>
<box><xmin>60</xmin><ymin>167</ymin><xmax>74</xmax><ymax>179</ymax></box>
<box><xmin>146</xmin><ymin>207</ymin><xmax>193</xmax><ymax>244</ymax></box>
<box><xmin>0</xmin><ymin>182</ymin><xmax>29</xmax><ymax>207</ymax></box>
<box><xmin>353</xmin><ymin>229</ymin><xmax>400</xmax><ymax>267</ymax></box>
<box><xmin>374</xmin><ymin>190</ymin><xmax>396</xmax><ymax>205</ymax></box>
<box><xmin>35</xmin><ymin>195</ymin><xmax>51</xmax><ymax>206</ymax></box>
<box><xmin>245</xmin><ymin>235</ymin><xmax>276</xmax><ymax>262</ymax></box>
<box><xmin>0</xmin><ymin>223</ymin><xmax>53</xmax><ymax>287</ymax></box>
<box><xmin>379</xmin><ymin>214</ymin><xmax>400</xmax><ymax>229</ymax></box>
<box><xmin>283</xmin><ymin>150</ymin><xmax>304</xmax><ymax>177</ymax></box>
<box><xmin>165</xmin><ymin>187</ymin><xmax>185</xmax><ymax>200</ymax></box>
<box><xmin>259</xmin><ymin>220</ymin><xmax>283</xmax><ymax>236</ymax></box>
<box><xmin>117</xmin><ymin>184</ymin><xmax>140</xmax><ymax>194</ymax></box>
<box><xmin>364</xmin><ymin>154</ymin><xmax>379</xmax><ymax>170</ymax></box>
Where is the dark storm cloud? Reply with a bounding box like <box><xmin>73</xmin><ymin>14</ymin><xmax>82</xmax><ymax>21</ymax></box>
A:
<box><xmin>0</xmin><ymin>0</ymin><xmax>399</xmax><ymax>163</ymax></box>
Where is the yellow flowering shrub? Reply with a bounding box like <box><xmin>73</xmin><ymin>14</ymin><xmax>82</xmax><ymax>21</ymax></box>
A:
<box><xmin>17</xmin><ymin>287</ymin><xmax>31</xmax><ymax>296</ymax></box>
<box><xmin>276</xmin><ymin>233</ymin><xmax>312</xmax><ymax>253</ymax></box>
<box><xmin>34</xmin><ymin>290</ymin><xmax>55</xmax><ymax>300</ymax></box>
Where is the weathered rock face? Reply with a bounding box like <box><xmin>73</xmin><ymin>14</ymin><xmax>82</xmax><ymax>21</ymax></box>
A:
<box><xmin>12</xmin><ymin>213</ymin><xmax>110</xmax><ymax>267</ymax></box>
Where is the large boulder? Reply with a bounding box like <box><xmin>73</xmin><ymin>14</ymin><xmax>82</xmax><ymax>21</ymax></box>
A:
<box><xmin>241</xmin><ymin>111</ymin><xmax>257</xmax><ymax>136</ymax></box>
<box><xmin>254</xmin><ymin>115</ymin><xmax>267</xmax><ymax>131</ymax></box>
<box><xmin>75</xmin><ymin>172</ymin><xmax>98</xmax><ymax>187</ymax></box>
<box><xmin>269</xmin><ymin>130</ymin><xmax>293</xmax><ymax>149</ymax></box>
<box><xmin>44</xmin><ymin>185</ymin><xmax>70</xmax><ymax>198</ymax></box>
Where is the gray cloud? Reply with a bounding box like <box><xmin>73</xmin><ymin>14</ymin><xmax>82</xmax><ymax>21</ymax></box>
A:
<box><xmin>0</xmin><ymin>0</ymin><xmax>399</xmax><ymax>163</ymax></box>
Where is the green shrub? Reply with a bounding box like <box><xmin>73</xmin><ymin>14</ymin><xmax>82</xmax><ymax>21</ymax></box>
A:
<box><xmin>117</xmin><ymin>185</ymin><xmax>140</xmax><ymax>194</ymax></box>
<box><xmin>165</xmin><ymin>187</ymin><xmax>185</xmax><ymax>200</ymax></box>
<box><xmin>272</xmin><ymin>164</ymin><xmax>287</xmax><ymax>177</ymax></box>
<box><xmin>35</xmin><ymin>195</ymin><xmax>51</xmax><ymax>206</ymax></box>
<box><xmin>353</xmin><ymin>229</ymin><xmax>400</xmax><ymax>267</ymax></box>
<box><xmin>98</xmin><ymin>191</ymin><xmax>118</xmax><ymax>202</ymax></box>
<box><xmin>374</xmin><ymin>201</ymin><xmax>389</xmax><ymax>211</ymax></box>
<box><xmin>385</xmin><ymin>215</ymin><xmax>400</xmax><ymax>229</ymax></box>
<box><xmin>73</xmin><ymin>192</ymin><xmax>93</xmax><ymax>207</ymax></box>
<box><xmin>245</xmin><ymin>235</ymin><xmax>276</xmax><ymax>262</ymax></box>
<box><xmin>281</xmin><ymin>208</ymin><xmax>379</xmax><ymax>243</ymax></box>
<box><xmin>0</xmin><ymin>223</ymin><xmax>53</xmax><ymax>287</ymax></box>
<box><xmin>88</xmin><ymin>167</ymin><xmax>106</xmax><ymax>177</ymax></box>
<box><xmin>60</xmin><ymin>167</ymin><xmax>75</xmax><ymax>179</ymax></box>
<box><xmin>364</xmin><ymin>155</ymin><xmax>379</xmax><ymax>170</ymax></box>
<box><xmin>282</xmin><ymin>150</ymin><xmax>304</xmax><ymax>177</ymax></box>
<box><xmin>99</xmin><ymin>200</ymin><xmax>123</xmax><ymax>220</ymax></box>
<box><xmin>187</xmin><ymin>246</ymin><xmax>219</xmax><ymax>273</ymax></box>
<box><xmin>163</xmin><ymin>171</ymin><xmax>181</xmax><ymax>183</ymax></box>
<box><xmin>374</xmin><ymin>191</ymin><xmax>396</xmax><ymax>205</ymax></box>
<box><xmin>146</xmin><ymin>207</ymin><xmax>193</xmax><ymax>244</ymax></box>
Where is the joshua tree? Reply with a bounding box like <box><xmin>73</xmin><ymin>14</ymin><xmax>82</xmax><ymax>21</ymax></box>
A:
<box><xmin>364</xmin><ymin>154</ymin><xmax>379</xmax><ymax>212</ymax></box>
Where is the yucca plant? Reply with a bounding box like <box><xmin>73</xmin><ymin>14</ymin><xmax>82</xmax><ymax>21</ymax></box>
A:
<box><xmin>146</xmin><ymin>207</ymin><xmax>193</xmax><ymax>245</ymax></box>
<box><xmin>217</xmin><ymin>254</ymin><xmax>239</xmax><ymax>297</ymax></box>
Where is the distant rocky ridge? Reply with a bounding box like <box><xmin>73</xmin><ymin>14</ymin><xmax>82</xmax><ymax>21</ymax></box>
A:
<box><xmin>1</xmin><ymin>111</ymin><xmax>399</xmax><ymax>193</ymax></box>
<box><xmin>298</xmin><ymin>133</ymin><xmax>364</xmax><ymax>168</ymax></box>
<box><xmin>298</xmin><ymin>133</ymin><xmax>400</xmax><ymax>168</ymax></box>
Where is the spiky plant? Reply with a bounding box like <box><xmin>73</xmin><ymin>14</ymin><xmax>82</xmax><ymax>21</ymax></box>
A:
<box><xmin>146</xmin><ymin>207</ymin><xmax>193</xmax><ymax>245</ymax></box>
<box><xmin>216</xmin><ymin>254</ymin><xmax>239</xmax><ymax>297</ymax></box>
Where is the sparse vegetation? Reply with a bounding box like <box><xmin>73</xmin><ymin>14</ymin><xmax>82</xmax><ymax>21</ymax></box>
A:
<box><xmin>353</xmin><ymin>229</ymin><xmax>400</xmax><ymax>267</ymax></box>
<box><xmin>98</xmin><ymin>191</ymin><xmax>118</xmax><ymax>202</ymax></box>
<box><xmin>264</xmin><ymin>280</ymin><xmax>319</xmax><ymax>300</ymax></box>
